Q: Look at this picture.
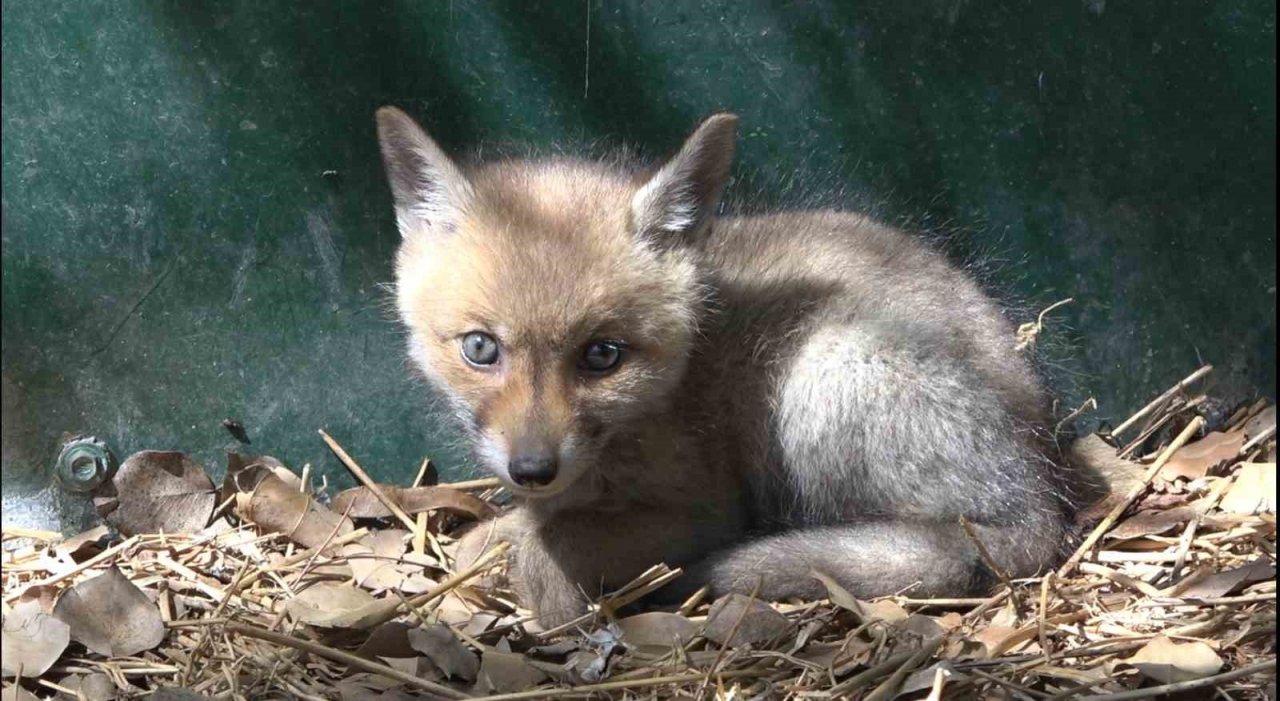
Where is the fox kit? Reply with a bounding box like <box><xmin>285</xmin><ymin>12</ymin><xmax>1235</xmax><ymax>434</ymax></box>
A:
<box><xmin>376</xmin><ymin>107</ymin><xmax>1073</xmax><ymax>627</ymax></box>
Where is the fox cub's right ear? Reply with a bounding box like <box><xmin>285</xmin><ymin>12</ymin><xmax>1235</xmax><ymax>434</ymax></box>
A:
<box><xmin>375</xmin><ymin>106</ymin><xmax>473</xmax><ymax>239</ymax></box>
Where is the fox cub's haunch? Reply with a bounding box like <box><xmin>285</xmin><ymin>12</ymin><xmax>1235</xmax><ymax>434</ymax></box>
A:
<box><xmin>376</xmin><ymin>106</ymin><xmax>1074</xmax><ymax>627</ymax></box>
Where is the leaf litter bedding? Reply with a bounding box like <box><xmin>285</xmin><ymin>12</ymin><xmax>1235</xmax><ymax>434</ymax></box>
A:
<box><xmin>2</xmin><ymin>366</ymin><xmax>1275</xmax><ymax>701</ymax></box>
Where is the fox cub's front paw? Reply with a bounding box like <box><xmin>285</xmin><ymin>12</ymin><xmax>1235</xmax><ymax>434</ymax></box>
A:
<box><xmin>511</xmin><ymin>540</ymin><xmax>590</xmax><ymax>628</ymax></box>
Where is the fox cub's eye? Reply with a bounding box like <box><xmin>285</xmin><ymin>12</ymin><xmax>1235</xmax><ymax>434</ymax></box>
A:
<box><xmin>461</xmin><ymin>332</ymin><xmax>500</xmax><ymax>366</ymax></box>
<box><xmin>580</xmin><ymin>341</ymin><xmax>623</xmax><ymax>373</ymax></box>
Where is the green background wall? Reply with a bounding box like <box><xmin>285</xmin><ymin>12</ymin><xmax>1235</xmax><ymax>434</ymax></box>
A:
<box><xmin>3</xmin><ymin>1</ymin><xmax>1275</xmax><ymax>528</ymax></box>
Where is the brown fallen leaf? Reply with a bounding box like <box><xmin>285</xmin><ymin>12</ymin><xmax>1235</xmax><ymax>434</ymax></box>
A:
<box><xmin>54</xmin><ymin>672</ymin><xmax>116</xmax><ymax>701</ymax></box>
<box><xmin>1069</xmin><ymin>434</ymin><xmax>1145</xmax><ymax>505</ymax></box>
<box><xmin>1244</xmin><ymin>406</ymin><xmax>1276</xmax><ymax>442</ymax></box>
<box><xmin>1179</xmin><ymin>559</ymin><xmax>1277</xmax><ymax>599</ymax></box>
<box><xmin>345</xmin><ymin>529</ymin><xmax>413</xmax><ymax>591</ymax></box>
<box><xmin>94</xmin><ymin>451</ymin><xmax>216</xmax><ymax>536</ymax></box>
<box><xmin>220</xmin><ymin>453</ymin><xmax>302</xmax><ymax>510</ymax></box>
<box><xmin>353</xmin><ymin>622</ymin><xmax>416</xmax><ymax>663</ymax></box>
<box><xmin>2</xmin><ymin>600</ymin><xmax>70</xmax><ymax>678</ymax></box>
<box><xmin>1159</xmin><ymin>431</ymin><xmax>1245</xmax><ymax>482</ymax></box>
<box><xmin>332</xmin><ymin>484</ymin><xmax>497</xmax><ymax>521</ymax></box>
<box><xmin>54</xmin><ymin>525</ymin><xmax>111</xmax><ymax>563</ymax></box>
<box><xmin>237</xmin><ymin>473</ymin><xmax>353</xmax><ymax>552</ymax></box>
<box><xmin>1220</xmin><ymin>463</ymin><xmax>1277</xmax><ymax>514</ymax></box>
<box><xmin>704</xmin><ymin>594</ymin><xmax>796</xmax><ymax>647</ymax></box>
<box><xmin>407</xmin><ymin>623</ymin><xmax>480</xmax><ymax>682</ymax></box>
<box><xmin>971</xmin><ymin>625</ymin><xmax>1022</xmax><ymax>659</ymax></box>
<box><xmin>1107</xmin><ymin>506</ymin><xmax>1198</xmax><ymax>540</ymax></box>
<box><xmin>1127</xmin><ymin>635</ymin><xmax>1223</xmax><ymax>683</ymax></box>
<box><xmin>2</xmin><ymin>685</ymin><xmax>39</xmax><ymax>701</ymax></box>
<box><xmin>285</xmin><ymin>583</ymin><xmax>387</xmax><ymax>629</ymax></box>
<box><xmin>616</xmin><ymin>612</ymin><xmax>700</xmax><ymax>648</ymax></box>
<box><xmin>473</xmin><ymin>650</ymin><xmax>547</xmax><ymax>693</ymax></box>
<box><xmin>52</xmin><ymin>568</ymin><xmax>164</xmax><ymax>657</ymax></box>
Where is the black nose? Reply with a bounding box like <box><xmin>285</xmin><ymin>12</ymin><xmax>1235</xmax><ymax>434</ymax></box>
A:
<box><xmin>508</xmin><ymin>456</ymin><xmax>557</xmax><ymax>486</ymax></box>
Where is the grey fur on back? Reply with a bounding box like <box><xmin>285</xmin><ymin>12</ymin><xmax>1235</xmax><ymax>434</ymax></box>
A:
<box><xmin>671</xmin><ymin>209</ymin><xmax>1070</xmax><ymax>600</ymax></box>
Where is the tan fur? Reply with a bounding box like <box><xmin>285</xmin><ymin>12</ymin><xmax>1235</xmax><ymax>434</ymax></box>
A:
<box><xmin>376</xmin><ymin>107</ymin><xmax>1074</xmax><ymax>627</ymax></box>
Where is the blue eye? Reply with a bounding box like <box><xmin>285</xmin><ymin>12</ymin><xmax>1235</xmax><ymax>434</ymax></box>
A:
<box><xmin>580</xmin><ymin>341</ymin><xmax>623</xmax><ymax>372</ymax></box>
<box><xmin>461</xmin><ymin>332</ymin><xmax>500</xmax><ymax>366</ymax></box>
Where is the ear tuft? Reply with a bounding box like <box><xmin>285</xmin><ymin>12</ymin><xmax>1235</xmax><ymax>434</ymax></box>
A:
<box><xmin>631</xmin><ymin>113</ymin><xmax>739</xmax><ymax>244</ymax></box>
<box><xmin>375</xmin><ymin>106</ymin><xmax>473</xmax><ymax>238</ymax></box>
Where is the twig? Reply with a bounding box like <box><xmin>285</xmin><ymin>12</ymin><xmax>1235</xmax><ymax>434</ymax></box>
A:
<box><xmin>226</xmin><ymin>622</ymin><xmax>471</xmax><ymax>699</ymax></box>
<box><xmin>1080</xmin><ymin>659</ymin><xmax>1276</xmax><ymax>700</ymax></box>
<box><xmin>1113</xmin><ymin>365</ymin><xmax>1212</xmax><ymax>438</ymax></box>
<box><xmin>319</xmin><ymin>429</ymin><xmax>419</xmax><ymax>534</ymax></box>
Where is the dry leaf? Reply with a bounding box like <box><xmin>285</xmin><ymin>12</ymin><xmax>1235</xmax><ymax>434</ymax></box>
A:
<box><xmin>285</xmin><ymin>583</ymin><xmax>387</xmax><ymax>629</ymax></box>
<box><xmin>238</xmin><ymin>473</ymin><xmax>353</xmax><ymax>551</ymax></box>
<box><xmin>332</xmin><ymin>484</ymin><xmax>497</xmax><ymax>521</ymax></box>
<box><xmin>473</xmin><ymin>650</ymin><xmax>547</xmax><ymax>693</ymax></box>
<box><xmin>221</xmin><ymin>453</ymin><xmax>301</xmax><ymax>509</ymax></box>
<box><xmin>94</xmin><ymin>451</ymin><xmax>216</xmax><ymax>536</ymax></box>
<box><xmin>407</xmin><ymin>624</ymin><xmax>480</xmax><ymax>681</ymax></box>
<box><xmin>55</xmin><ymin>673</ymin><xmax>117</xmax><ymax>701</ymax></box>
<box><xmin>616</xmin><ymin>612</ymin><xmax>699</xmax><ymax>648</ymax></box>
<box><xmin>52</xmin><ymin>568</ymin><xmax>164</xmax><ymax>657</ymax></box>
<box><xmin>971</xmin><ymin>625</ymin><xmax>1022</xmax><ymax>658</ymax></box>
<box><xmin>345</xmin><ymin>530</ymin><xmax>412</xmax><ymax>591</ymax></box>
<box><xmin>1220</xmin><ymin>463</ymin><xmax>1276</xmax><ymax>514</ymax></box>
<box><xmin>1244</xmin><ymin>406</ymin><xmax>1276</xmax><ymax>442</ymax></box>
<box><xmin>810</xmin><ymin>570</ymin><xmax>907</xmax><ymax>624</ymax></box>
<box><xmin>2</xmin><ymin>600</ymin><xmax>70</xmax><ymax>678</ymax></box>
<box><xmin>2</xmin><ymin>686</ymin><xmax>39</xmax><ymax>701</ymax></box>
<box><xmin>54</xmin><ymin>526</ymin><xmax>111</xmax><ymax>562</ymax></box>
<box><xmin>1070</xmin><ymin>433</ymin><xmax>1145</xmax><ymax>503</ymax></box>
<box><xmin>1127</xmin><ymin>635</ymin><xmax>1223</xmax><ymax>683</ymax></box>
<box><xmin>704</xmin><ymin>594</ymin><xmax>796</xmax><ymax>647</ymax></box>
<box><xmin>1108</xmin><ymin>506</ymin><xmax>1198</xmax><ymax>540</ymax></box>
<box><xmin>353</xmin><ymin>622</ymin><xmax>416</xmax><ymax>662</ymax></box>
<box><xmin>1160</xmin><ymin>431</ymin><xmax>1245</xmax><ymax>481</ymax></box>
<box><xmin>1180</xmin><ymin>559</ymin><xmax>1277</xmax><ymax>599</ymax></box>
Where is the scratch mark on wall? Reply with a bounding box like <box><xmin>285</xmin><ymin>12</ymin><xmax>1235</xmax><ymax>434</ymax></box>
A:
<box><xmin>91</xmin><ymin>257</ymin><xmax>179</xmax><ymax>356</ymax></box>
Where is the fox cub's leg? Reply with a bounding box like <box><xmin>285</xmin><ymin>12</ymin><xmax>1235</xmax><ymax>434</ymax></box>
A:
<box><xmin>702</xmin><ymin>320</ymin><xmax>1068</xmax><ymax>600</ymax></box>
<box><xmin>458</xmin><ymin>507</ymin><xmax>736</xmax><ymax>628</ymax></box>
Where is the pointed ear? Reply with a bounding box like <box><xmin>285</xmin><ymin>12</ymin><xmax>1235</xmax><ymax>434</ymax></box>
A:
<box><xmin>631</xmin><ymin>113</ymin><xmax>738</xmax><ymax>244</ymax></box>
<box><xmin>375</xmin><ymin>106</ymin><xmax>473</xmax><ymax>238</ymax></box>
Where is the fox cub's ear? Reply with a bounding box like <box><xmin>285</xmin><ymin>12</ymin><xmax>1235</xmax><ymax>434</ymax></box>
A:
<box><xmin>631</xmin><ymin>113</ymin><xmax>738</xmax><ymax>245</ymax></box>
<box><xmin>375</xmin><ymin>106</ymin><xmax>474</xmax><ymax>239</ymax></box>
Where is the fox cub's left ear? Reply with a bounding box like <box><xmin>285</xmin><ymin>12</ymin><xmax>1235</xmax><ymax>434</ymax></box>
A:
<box><xmin>375</xmin><ymin>106</ymin><xmax>474</xmax><ymax>239</ymax></box>
<box><xmin>631</xmin><ymin>113</ymin><xmax>738</xmax><ymax>245</ymax></box>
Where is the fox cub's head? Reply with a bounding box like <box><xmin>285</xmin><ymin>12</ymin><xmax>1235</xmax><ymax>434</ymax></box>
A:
<box><xmin>376</xmin><ymin>108</ymin><xmax>737</xmax><ymax>498</ymax></box>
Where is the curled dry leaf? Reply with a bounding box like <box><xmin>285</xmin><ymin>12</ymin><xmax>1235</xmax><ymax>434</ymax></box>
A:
<box><xmin>704</xmin><ymin>594</ymin><xmax>796</xmax><ymax>647</ymax></box>
<box><xmin>332</xmin><ymin>484</ymin><xmax>497</xmax><ymax>521</ymax></box>
<box><xmin>345</xmin><ymin>529</ymin><xmax>413</xmax><ymax>591</ymax></box>
<box><xmin>617</xmin><ymin>612</ymin><xmax>699</xmax><ymax>648</ymax></box>
<box><xmin>220</xmin><ymin>452</ymin><xmax>301</xmax><ymax>509</ymax></box>
<box><xmin>94</xmin><ymin>451</ymin><xmax>216</xmax><ymax>536</ymax></box>
<box><xmin>473</xmin><ymin>650</ymin><xmax>547</xmax><ymax>693</ymax></box>
<box><xmin>54</xmin><ymin>525</ymin><xmax>111</xmax><ymax>563</ymax></box>
<box><xmin>236</xmin><ymin>473</ymin><xmax>353</xmax><ymax>552</ymax></box>
<box><xmin>1</xmin><ymin>600</ymin><xmax>70</xmax><ymax>678</ymax></box>
<box><xmin>1127</xmin><ymin>635</ymin><xmax>1223</xmax><ymax>683</ymax></box>
<box><xmin>284</xmin><ymin>583</ymin><xmax>387</xmax><ymax>629</ymax></box>
<box><xmin>1159</xmin><ymin>431</ymin><xmax>1245</xmax><ymax>482</ymax></box>
<box><xmin>1107</xmin><ymin>506</ymin><xmax>1198</xmax><ymax>540</ymax></box>
<box><xmin>51</xmin><ymin>567</ymin><xmax>164</xmax><ymax>657</ymax></box>
<box><xmin>407</xmin><ymin>623</ymin><xmax>480</xmax><ymax>682</ymax></box>
<box><xmin>1220</xmin><ymin>463</ymin><xmax>1276</xmax><ymax>514</ymax></box>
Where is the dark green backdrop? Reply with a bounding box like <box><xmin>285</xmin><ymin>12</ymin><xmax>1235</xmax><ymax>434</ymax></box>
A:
<box><xmin>3</xmin><ymin>1</ymin><xmax>1275</xmax><ymax>528</ymax></box>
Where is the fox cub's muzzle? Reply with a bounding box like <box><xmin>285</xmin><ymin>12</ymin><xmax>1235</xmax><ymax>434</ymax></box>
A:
<box><xmin>508</xmin><ymin>454</ymin><xmax>558</xmax><ymax>487</ymax></box>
